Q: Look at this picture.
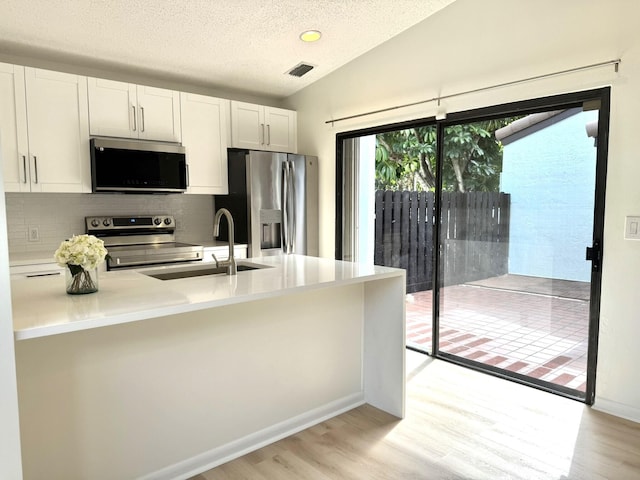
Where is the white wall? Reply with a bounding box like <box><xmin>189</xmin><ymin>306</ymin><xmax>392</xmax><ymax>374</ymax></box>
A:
<box><xmin>0</xmin><ymin>143</ymin><xmax>24</xmax><ymax>477</ymax></box>
<box><xmin>286</xmin><ymin>0</ymin><xmax>640</xmax><ymax>421</ymax></box>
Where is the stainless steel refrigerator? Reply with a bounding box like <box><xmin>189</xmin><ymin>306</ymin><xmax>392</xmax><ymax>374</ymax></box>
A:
<box><xmin>214</xmin><ymin>149</ymin><xmax>318</xmax><ymax>257</ymax></box>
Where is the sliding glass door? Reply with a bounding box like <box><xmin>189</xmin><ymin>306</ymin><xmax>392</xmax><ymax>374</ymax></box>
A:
<box><xmin>337</xmin><ymin>123</ymin><xmax>437</xmax><ymax>354</ymax></box>
<box><xmin>336</xmin><ymin>88</ymin><xmax>609</xmax><ymax>403</ymax></box>
<box><xmin>435</xmin><ymin>90</ymin><xmax>609</xmax><ymax>402</ymax></box>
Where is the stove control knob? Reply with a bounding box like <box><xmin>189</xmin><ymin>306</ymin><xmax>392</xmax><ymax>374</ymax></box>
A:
<box><xmin>102</xmin><ymin>219</ymin><xmax>111</xmax><ymax>227</ymax></box>
<box><xmin>90</xmin><ymin>219</ymin><xmax>100</xmax><ymax>228</ymax></box>
<box><xmin>164</xmin><ymin>217</ymin><xmax>172</xmax><ymax>225</ymax></box>
<box><xmin>153</xmin><ymin>218</ymin><xmax>162</xmax><ymax>226</ymax></box>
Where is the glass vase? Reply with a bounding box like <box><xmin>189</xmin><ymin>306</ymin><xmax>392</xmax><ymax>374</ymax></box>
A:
<box><xmin>65</xmin><ymin>266</ymin><xmax>99</xmax><ymax>295</ymax></box>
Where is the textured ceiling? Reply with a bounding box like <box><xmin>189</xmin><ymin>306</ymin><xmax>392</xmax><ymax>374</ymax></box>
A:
<box><xmin>0</xmin><ymin>0</ymin><xmax>456</xmax><ymax>99</ymax></box>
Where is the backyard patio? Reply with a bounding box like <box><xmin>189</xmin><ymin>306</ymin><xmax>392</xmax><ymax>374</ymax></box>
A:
<box><xmin>406</xmin><ymin>274</ymin><xmax>590</xmax><ymax>393</ymax></box>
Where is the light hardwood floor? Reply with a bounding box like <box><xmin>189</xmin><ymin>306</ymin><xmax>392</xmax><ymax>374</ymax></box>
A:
<box><xmin>191</xmin><ymin>351</ymin><xmax>640</xmax><ymax>479</ymax></box>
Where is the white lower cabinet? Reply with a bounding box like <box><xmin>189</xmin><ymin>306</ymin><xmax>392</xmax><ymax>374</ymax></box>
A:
<box><xmin>180</xmin><ymin>93</ymin><xmax>230</xmax><ymax>195</ymax></box>
<box><xmin>1</xmin><ymin>64</ymin><xmax>90</xmax><ymax>193</ymax></box>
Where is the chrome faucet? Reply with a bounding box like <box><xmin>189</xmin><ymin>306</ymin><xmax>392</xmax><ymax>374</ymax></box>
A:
<box><xmin>213</xmin><ymin>208</ymin><xmax>237</xmax><ymax>275</ymax></box>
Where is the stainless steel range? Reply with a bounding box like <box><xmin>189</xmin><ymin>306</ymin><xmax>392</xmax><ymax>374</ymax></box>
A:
<box><xmin>85</xmin><ymin>215</ymin><xmax>204</xmax><ymax>270</ymax></box>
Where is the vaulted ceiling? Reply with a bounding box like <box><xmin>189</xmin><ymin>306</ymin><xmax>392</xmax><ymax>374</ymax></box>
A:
<box><xmin>0</xmin><ymin>0</ymin><xmax>456</xmax><ymax>99</ymax></box>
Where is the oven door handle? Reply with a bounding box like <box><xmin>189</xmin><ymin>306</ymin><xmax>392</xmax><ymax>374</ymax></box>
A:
<box><xmin>108</xmin><ymin>251</ymin><xmax>203</xmax><ymax>269</ymax></box>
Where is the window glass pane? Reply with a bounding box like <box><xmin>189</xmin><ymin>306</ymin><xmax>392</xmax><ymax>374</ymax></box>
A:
<box><xmin>438</xmin><ymin>108</ymin><xmax>597</xmax><ymax>396</ymax></box>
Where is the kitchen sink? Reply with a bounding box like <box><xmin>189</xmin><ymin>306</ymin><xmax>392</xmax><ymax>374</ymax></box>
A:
<box><xmin>143</xmin><ymin>263</ymin><xmax>269</xmax><ymax>281</ymax></box>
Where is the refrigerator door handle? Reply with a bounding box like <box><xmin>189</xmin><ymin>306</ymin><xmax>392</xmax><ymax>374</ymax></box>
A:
<box><xmin>288</xmin><ymin>160</ymin><xmax>297</xmax><ymax>253</ymax></box>
<box><xmin>282</xmin><ymin>161</ymin><xmax>289</xmax><ymax>253</ymax></box>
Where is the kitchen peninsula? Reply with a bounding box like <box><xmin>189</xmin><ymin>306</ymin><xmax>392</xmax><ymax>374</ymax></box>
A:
<box><xmin>11</xmin><ymin>254</ymin><xmax>405</xmax><ymax>480</ymax></box>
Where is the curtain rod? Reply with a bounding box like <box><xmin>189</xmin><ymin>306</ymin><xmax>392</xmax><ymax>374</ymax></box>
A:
<box><xmin>324</xmin><ymin>58</ymin><xmax>621</xmax><ymax>126</ymax></box>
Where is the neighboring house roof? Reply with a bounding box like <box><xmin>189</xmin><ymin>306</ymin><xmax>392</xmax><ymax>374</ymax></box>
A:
<box><xmin>495</xmin><ymin>108</ymin><xmax>582</xmax><ymax>145</ymax></box>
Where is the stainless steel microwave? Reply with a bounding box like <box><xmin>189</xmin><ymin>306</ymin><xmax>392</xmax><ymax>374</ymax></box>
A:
<box><xmin>90</xmin><ymin>137</ymin><xmax>188</xmax><ymax>193</ymax></box>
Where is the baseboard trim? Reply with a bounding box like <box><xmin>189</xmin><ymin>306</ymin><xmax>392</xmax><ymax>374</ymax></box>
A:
<box><xmin>138</xmin><ymin>392</ymin><xmax>366</xmax><ymax>480</ymax></box>
<box><xmin>593</xmin><ymin>397</ymin><xmax>640</xmax><ymax>424</ymax></box>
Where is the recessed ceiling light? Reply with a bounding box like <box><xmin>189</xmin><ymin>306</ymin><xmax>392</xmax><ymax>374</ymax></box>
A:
<box><xmin>300</xmin><ymin>30</ymin><xmax>322</xmax><ymax>43</ymax></box>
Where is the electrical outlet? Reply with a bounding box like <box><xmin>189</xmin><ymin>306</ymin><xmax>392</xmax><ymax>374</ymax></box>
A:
<box><xmin>28</xmin><ymin>225</ymin><xmax>40</xmax><ymax>242</ymax></box>
<box><xmin>625</xmin><ymin>216</ymin><xmax>640</xmax><ymax>240</ymax></box>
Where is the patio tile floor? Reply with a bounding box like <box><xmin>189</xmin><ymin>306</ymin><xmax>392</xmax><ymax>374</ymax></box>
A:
<box><xmin>406</xmin><ymin>275</ymin><xmax>590</xmax><ymax>393</ymax></box>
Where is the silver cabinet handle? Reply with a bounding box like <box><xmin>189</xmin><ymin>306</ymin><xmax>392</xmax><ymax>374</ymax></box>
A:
<box><xmin>33</xmin><ymin>156</ymin><xmax>38</xmax><ymax>184</ymax></box>
<box><xmin>186</xmin><ymin>164</ymin><xmax>190</xmax><ymax>187</ymax></box>
<box><xmin>140</xmin><ymin>106</ymin><xmax>145</xmax><ymax>132</ymax></box>
<box><xmin>22</xmin><ymin>155</ymin><xmax>27</xmax><ymax>183</ymax></box>
<box><xmin>26</xmin><ymin>272</ymin><xmax>61</xmax><ymax>278</ymax></box>
<box><xmin>132</xmin><ymin>105</ymin><xmax>137</xmax><ymax>131</ymax></box>
<box><xmin>267</xmin><ymin>124</ymin><xmax>271</xmax><ymax>145</ymax></box>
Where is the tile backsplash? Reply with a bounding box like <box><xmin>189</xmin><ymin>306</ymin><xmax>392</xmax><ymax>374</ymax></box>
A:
<box><xmin>5</xmin><ymin>193</ymin><xmax>215</xmax><ymax>255</ymax></box>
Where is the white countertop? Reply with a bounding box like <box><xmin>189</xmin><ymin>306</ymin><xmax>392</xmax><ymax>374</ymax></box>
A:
<box><xmin>11</xmin><ymin>255</ymin><xmax>404</xmax><ymax>341</ymax></box>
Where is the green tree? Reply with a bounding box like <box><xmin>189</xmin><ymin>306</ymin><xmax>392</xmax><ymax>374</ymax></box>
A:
<box><xmin>375</xmin><ymin>127</ymin><xmax>436</xmax><ymax>191</ymax></box>
<box><xmin>375</xmin><ymin>118</ymin><xmax>519</xmax><ymax>192</ymax></box>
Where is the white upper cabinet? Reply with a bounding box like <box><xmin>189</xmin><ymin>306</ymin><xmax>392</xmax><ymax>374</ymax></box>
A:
<box><xmin>0</xmin><ymin>63</ymin><xmax>29</xmax><ymax>192</ymax></box>
<box><xmin>230</xmin><ymin>101</ymin><xmax>263</xmax><ymax>150</ymax></box>
<box><xmin>264</xmin><ymin>106</ymin><xmax>297</xmax><ymax>153</ymax></box>
<box><xmin>1</xmin><ymin>64</ymin><xmax>90</xmax><ymax>193</ymax></box>
<box><xmin>136</xmin><ymin>85</ymin><xmax>181</xmax><ymax>142</ymax></box>
<box><xmin>25</xmin><ymin>68</ymin><xmax>91</xmax><ymax>193</ymax></box>
<box><xmin>87</xmin><ymin>78</ymin><xmax>181</xmax><ymax>142</ymax></box>
<box><xmin>230</xmin><ymin>101</ymin><xmax>297</xmax><ymax>153</ymax></box>
<box><xmin>180</xmin><ymin>92</ymin><xmax>230</xmax><ymax>195</ymax></box>
<box><xmin>86</xmin><ymin>78</ymin><xmax>136</xmax><ymax>139</ymax></box>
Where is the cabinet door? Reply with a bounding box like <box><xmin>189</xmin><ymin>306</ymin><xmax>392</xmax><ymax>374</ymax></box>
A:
<box><xmin>230</xmin><ymin>101</ymin><xmax>265</xmax><ymax>150</ymax></box>
<box><xmin>136</xmin><ymin>86</ymin><xmax>181</xmax><ymax>142</ymax></box>
<box><xmin>24</xmin><ymin>68</ymin><xmax>90</xmax><ymax>193</ymax></box>
<box><xmin>264</xmin><ymin>106</ymin><xmax>297</xmax><ymax>153</ymax></box>
<box><xmin>0</xmin><ymin>63</ymin><xmax>30</xmax><ymax>192</ymax></box>
<box><xmin>181</xmin><ymin>92</ymin><xmax>229</xmax><ymax>195</ymax></box>
<box><xmin>87</xmin><ymin>78</ymin><xmax>137</xmax><ymax>138</ymax></box>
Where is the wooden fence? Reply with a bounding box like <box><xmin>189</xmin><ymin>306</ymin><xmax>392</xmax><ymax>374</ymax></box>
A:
<box><xmin>374</xmin><ymin>191</ymin><xmax>510</xmax><ymax>293</ymax></box>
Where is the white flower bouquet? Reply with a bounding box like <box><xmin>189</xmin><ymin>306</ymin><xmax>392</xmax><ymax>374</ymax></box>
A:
<box><xmin>54</xmin><ymin>234</ymin><xmax>109</xmax><ymax>294</ymax></box>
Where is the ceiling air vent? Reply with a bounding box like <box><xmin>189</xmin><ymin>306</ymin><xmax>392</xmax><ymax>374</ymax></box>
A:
<box><xmin>287</xmin><ymin>63</ymin><xmax>314</xmax><ymax>78</ymax></box>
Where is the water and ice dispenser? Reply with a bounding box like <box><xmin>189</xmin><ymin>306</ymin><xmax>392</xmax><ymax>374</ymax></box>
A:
<box><xmin>260</xmin><ymin>209</ymin><xmax>282</xmax><ymax>251</ymax></box>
